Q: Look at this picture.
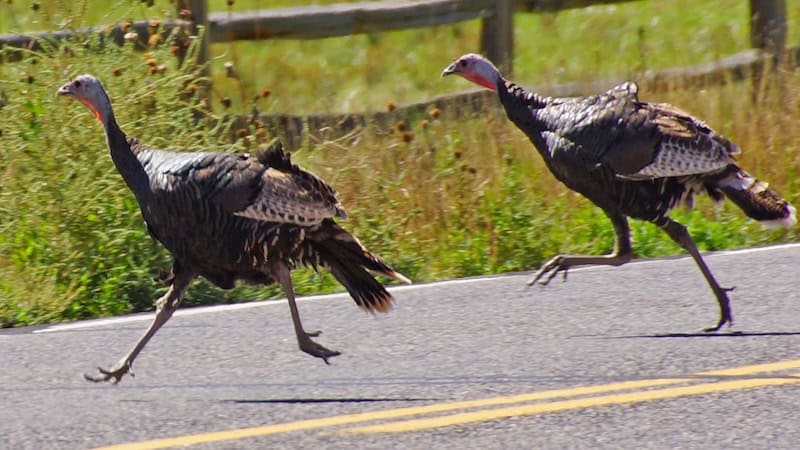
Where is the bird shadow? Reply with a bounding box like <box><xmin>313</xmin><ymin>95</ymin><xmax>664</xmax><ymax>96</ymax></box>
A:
<box><xmin>223</xmin><ymin>397</ymin><xmax>435</xmax><ymax>405</ymax></box>
<box><xmin>605</xmin><ymin>331</ymin><xmax>800</xmax><ymax>339</ymax></box>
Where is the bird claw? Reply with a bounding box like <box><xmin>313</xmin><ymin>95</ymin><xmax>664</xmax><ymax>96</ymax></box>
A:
<box><xmin>702</xmin><ymin>286</ymin><xmax>736</xmax><ymax>332</ymax></box>
<box><xmin>298</xmin><ymin>333</ymin><xmax>340</xmax><ymax>365</ymax></box>
<box><xmin>702</xmin><ymin>315</ymin><xmax>733</xmax><ymax>333</ymax></box>
<box><xmin>527</xmin><ymin>255</ymin><xmax>569</xmax><ymax>287</ymax></box>
<box><xmin>83</xmin><ymin>361</ymin><xmax>133</xmax><ymax>384</ymax></box>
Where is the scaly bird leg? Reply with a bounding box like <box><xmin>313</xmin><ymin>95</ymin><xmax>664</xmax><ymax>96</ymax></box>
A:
<box><xmin>274</xmin><ymin>263</ymin><xmax>341</xmax><ymax>364</ymax></box>
<box><xmin>84</xmin><ymin>269</ymin><xmax>194</xmax><ymax>384</ymax></box>
<box><xmin>656</xmin><ymin>217</ymin><xmax>734</xmax><ymax>332</ymax></box>
<box><xmin>528</xmin><ymin>211</ymin><xmax>633</xmax><ymax>286</ymax></box>
<box><xmin>529</xmin><ymin>252</ymin><xmax>634</xmax><ymax>286</ymax></box>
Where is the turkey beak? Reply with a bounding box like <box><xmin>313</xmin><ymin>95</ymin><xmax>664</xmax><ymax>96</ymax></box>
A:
<box><xmin>56</xmin><ymin>83</ymin><xmax>73</xmax><ymax>97</ymax></box>
<box><xmin>441</xmin><ymin>62</ymin><xmax>458</xmax><ymax>77</ymax></box>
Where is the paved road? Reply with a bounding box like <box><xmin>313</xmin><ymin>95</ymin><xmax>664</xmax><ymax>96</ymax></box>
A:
<box><xmin>2</xmin><ymin>243</ymin><xmax>800</xmax><ymax>449</ymax></box>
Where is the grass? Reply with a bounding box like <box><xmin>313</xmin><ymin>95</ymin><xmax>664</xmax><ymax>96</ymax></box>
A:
<box><xmin>0</xmin><ymin>0</ymin><xmax>799</xmax><ymax>327</ymax></box>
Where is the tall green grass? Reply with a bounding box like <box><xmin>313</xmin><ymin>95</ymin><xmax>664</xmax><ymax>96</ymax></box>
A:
<box><xmin>0</xmin><ymin>1</ymin><xmax>798</xmax><ymax>327</ymax></box>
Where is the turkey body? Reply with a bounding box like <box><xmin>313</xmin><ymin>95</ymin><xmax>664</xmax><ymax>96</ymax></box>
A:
<box><xmin>134</xmin><ymin>145</ymin><xmax>351</xmax><ymax>292</ymax></box>
<box><xmin>499</xmin><ymin>82</ymin><xmax>741</xmax><ymax>223</ymax></box>
<box><xmin>443</xmin><ymin>54</ymin><xmax>795</xmax><ymax>331</ymax></box>
<box><xmin>57</xmin><ymin>74</ymin><xmax>408</xmax><ymax>383</ymax></box>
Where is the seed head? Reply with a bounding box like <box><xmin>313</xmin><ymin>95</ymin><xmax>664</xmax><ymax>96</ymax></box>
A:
<box><xmin>224</xmin><ymin>61</ymin><xmax>236</xmax><ymax>78</ymax></box>
<box><xmin>148</xmin><ymin>34</ymin><xmax>162</xmax><ymax>47</ymax></box>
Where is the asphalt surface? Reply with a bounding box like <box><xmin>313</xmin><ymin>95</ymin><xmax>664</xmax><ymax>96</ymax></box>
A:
<box><xmin>2</xmin><ymin>243</ymin><xmax>800</xmax><ymax>449</ymax></box>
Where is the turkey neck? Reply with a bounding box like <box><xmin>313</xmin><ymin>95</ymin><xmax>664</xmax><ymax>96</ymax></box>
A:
<box><xmin>494</xmin><ymin>77</ymin><xmax>552</xmax><ymax>154</ymax></box>
<box><xmin>495</xmin><ymin>76</ymin><xmax>548</xmax><ymax>106</ymax></box>
<box><xmin>100</xmin><ymin>102</ymin><xmax>152</xmax><ymax>203</ymax></box>
<box><xmin>495</xmin><ymin>77</ymin><xmax>548</xmax><ymax>123</ymax></box>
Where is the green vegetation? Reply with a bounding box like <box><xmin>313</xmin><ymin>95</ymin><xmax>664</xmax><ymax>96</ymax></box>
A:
<box><xmin>1</xmin><ymin>1</ymin><xmax>798</xmax><ymax>327</ymax></box>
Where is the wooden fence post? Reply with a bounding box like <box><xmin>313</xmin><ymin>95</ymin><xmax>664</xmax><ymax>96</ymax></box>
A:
<box><xmin>749</xmin><ymin>0</ymin><xmax>787</xmax><ymax>58</ymax></box>
<box><xmin>480</xmin><ymin>0</ymin><xmax>514</xmax><ymax>75</ymax></box>
<box><xmin>177</xmin><ymin>0</ymin><xmax>210</xmax><ymax>68</ymax></box>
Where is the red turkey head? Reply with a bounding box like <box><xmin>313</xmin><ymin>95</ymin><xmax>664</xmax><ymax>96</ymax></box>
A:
<box><xmin>441</xmin><ymin>53</ymin><xmax>501</xmax><ymax>91</ymax></box>
<box><xmin>57</xmin><ymin>74</ymin><xmax>111</xmax><ymax>124</ymax></box>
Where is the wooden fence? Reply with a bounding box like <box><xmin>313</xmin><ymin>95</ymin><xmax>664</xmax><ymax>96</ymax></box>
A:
<box><xmin>245</xmin><ymin>46</ymin><xmax>800</xmax><ymax>149</ymax></box>
<box><xmin>174</xmin><ymin>0</ymin><xmax>792</xmax><ymax>75</ymax></box>
<box><xmin>0</xmin><ymin>0</ymin><xmax>794</xmax><ymax>148</ymax></box>
<box><xmin>0</xmin><ymin>0</ymin><xmax>790</xmax><ymax>74</ymax></box>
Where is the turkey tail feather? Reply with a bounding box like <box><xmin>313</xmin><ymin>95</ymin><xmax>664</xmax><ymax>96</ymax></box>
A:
<box><xmin>715</xmin><ymin>165</ymin><xmax>796</xmax><ymax>228</ymax></box>
<box><xmin>309</xmin><ymin>220</ymin><xmax>410</xmax><ymax>313</ymax></box>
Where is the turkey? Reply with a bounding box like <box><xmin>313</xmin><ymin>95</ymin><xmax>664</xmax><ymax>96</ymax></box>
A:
<box><xmin>57</xmin><ymin>74</ymin><xmax>410</xmax><ymax>383</ymax></box>
<box><xmin>442</xmin><ymin>53</ymin><xmax>795</xmax><ymax>331</ymax></box>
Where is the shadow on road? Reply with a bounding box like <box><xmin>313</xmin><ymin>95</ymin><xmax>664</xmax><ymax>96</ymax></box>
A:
<box><xmin>606</xmin><ymin>331</ymin><xmax>800</xmax><ymax>339</ymax></box>
<box><xmin>224</xmin><ymin>397</ymin><xmax>436</xmax><ymax>404</ymax></box>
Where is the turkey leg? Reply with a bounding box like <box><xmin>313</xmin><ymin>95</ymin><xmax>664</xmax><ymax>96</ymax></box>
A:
<box><xmin>84</xmin><ymin>269</ymin><xmax>194</xmax><ymax>383</ymax></box>
<box><xmin>274</xmin><ymin>263</ymin><xmax>341</xmax><ymax>364</ymax></box>
<box><xmin>657</xmin><ymin>217</ymin><xmax>734</xmax><ymax>332</ymax></box>
<box><xmin>528</xmin><ymin>211</ymin><xmax>633</xmax><ymax>286</ymax></box>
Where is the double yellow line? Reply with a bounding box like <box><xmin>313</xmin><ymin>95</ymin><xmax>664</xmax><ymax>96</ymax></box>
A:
<box><xmin>97</xmin><ymin>359</ymin><xmax>800</xmax><ymax>449</ymax></box>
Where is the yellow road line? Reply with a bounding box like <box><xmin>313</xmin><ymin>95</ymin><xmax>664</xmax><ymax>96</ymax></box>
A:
<box><xmin>343</xmin><ymin>372</ymin><xmax>800</xmax><ymax>434</ymax></box>
<box><xmin>93</xmin><ymin>359</ymin><xmax>800</xmax><ymax>449</ymax></box>
<box><xmin>698</xmin><ymin>359</ymin><xmax>800</xmax><ymax>376</ymax></box>
<box><xmin>94</xmin><ymin>378</ymin><xmax>690</xmax><ymax>450</ymax></box>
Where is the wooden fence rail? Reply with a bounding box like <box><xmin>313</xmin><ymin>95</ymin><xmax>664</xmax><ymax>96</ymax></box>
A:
<box><xmin>6</xmin><ymin>0</ymin><xmax>786</xmax><ymax>74</ymax></box>
<box><xmin>175</xmin><ymin>0</ymin><xmax>649</xmax><ymax>74</ymax></box>
<box><xmin>249</xmin><ymin>44</ymin><xmax>799</xmax><ymax>150</ymax></box>
<box><xmin>206</xmin><ymin>0</ymin><xmax>496</xmax><ymax>41</ymax></box>
<box><xmin>0</xmin><ymin>19</ymin><xmax>189</xmax><ymax>62</ymax></box>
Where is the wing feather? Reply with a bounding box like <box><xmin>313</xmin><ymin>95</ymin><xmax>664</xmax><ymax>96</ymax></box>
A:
<box><xmin>137</xmin><ymin>141</ymin><xmax>346</xmax><ymax>226</ymax></box>
<box><xmin>618</xmin><ymin>102</ymin><xmax>739</xmax><ymax>180</ymax></box>
<box><xmin>233</xmin><ymin>142</ymin><xmax>347</xmax><ymax>225</ymax></box>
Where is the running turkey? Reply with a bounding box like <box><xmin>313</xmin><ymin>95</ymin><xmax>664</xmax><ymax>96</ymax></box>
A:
<box><xmin>442</xmin><ymin>53</ymin><xmax>795</xmax><ymax>331</ymax></box>
<box><xmin>57</xmin><ymin>74</ymin><xmax>409</xmax><ymax>383</ymax></box>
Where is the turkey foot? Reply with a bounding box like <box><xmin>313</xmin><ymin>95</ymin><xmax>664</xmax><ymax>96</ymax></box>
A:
<box><xmin>84</xmin><ymin>360</ymin><xmax>133</xmax><ymax>384</ymax></box>
<box><xmin>297</xmin><ymin>331</ymin><xmax>341</xmax><ymax>364</ymax></box>
<box><xmin>527</xmin><ymin>255</ymin><xmax>570</xmax><ymax>286</ymax></box>
<box><xmin>275</xmin><ymin>263</ymin><xmax>342</xmax><ymax>364</ymax></box>
<box><xmin>658</xmin><ymin>218</ymin><xmax>736</xmax><ymax>333</ymax></box>
<box><xmin>527</xmin><ymin>249</ymin><xmax>633</xmax><ymax>288</ymax></box>
<box><xmin>701</xmin><ymin>286</ymin><xmax>735</xmax><ymax>333</ymax></box>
